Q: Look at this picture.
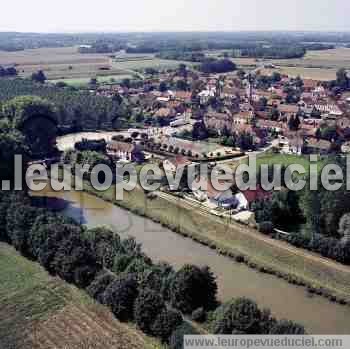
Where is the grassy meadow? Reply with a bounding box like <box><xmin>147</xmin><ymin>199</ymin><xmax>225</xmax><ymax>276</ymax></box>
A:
<box><xmin>0</xmin><ymin>243</ymin><xmax>162</xmax><ymax>349</ymax></box>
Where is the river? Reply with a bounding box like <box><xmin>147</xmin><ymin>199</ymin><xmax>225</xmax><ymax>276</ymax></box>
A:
<box><xmin>36</xmin><ymin>186</ymin><xmax>350</xmax><ymax>334</ymax></box>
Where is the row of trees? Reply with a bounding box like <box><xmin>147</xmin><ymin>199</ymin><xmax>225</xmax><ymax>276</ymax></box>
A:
<box><xmin>252</xmin><ymin>170</ymin><xmax>350</xmax><ymax>265</ymax></box>
<box><xmin>234</xmin><ymin>46</ymin><xmax>306</xmax><ymax>59</ymax></box>
<box><xmin>200</xmin><ymin>59</ymin><xmax>237</xmax><ymax>74</ymax></box>
<box><xmin>0</xmin><ymin>190</ymin><xmax>306</xmax><ymax>346</ymax></box>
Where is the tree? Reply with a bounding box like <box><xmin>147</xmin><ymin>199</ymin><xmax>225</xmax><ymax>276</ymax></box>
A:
<box><xmin>338</xmin><ymin>213</ymin><xmax>350</xmax><ymax>240</ymax></box>
<box><xmin>200</xmin><ymin>59</ymin><xmax>236</xmax><ymax>74</ymax></box>
<box><xmin>6</xmin><ymin>203</ymin><xmax>38</xmax><ymax>254</ymax></box>
<box><xmin>87</xmin><ymin>270</ymin><xmax>117</xmax><ymax>304</ymax></box>
<box><xmin>269</xmin><ymin>320</ymin><xmax>306</xmax><ymax>334</ymax></box>
<box><xmin>169</xmin><ymin>322</ymin><xmax>198</xmax><ymax>349</ymax></box>
<box><xmin>103</xmin><ymin>274</ymin><xmax>139</xmax><ymax>321</ymax></box>
<box><xmin>170</xmin><ymin>264</ymin><xmax>218</xmax><ymax>314</ymax></box>
<box><xmin>2</xmin><ymin>96</ymin><xmax>58</xmax><ymax>158</ymax></box>
<box><xmin>52</xmin><ymin>233</ymin><xmax>100</xmax><ymax>287</ymax></box>
<box><xmin>0</xmin><ymin>120</ymin><xmax>30</xmax><ymax>188</ymax></box>
<box><xmin>28</xmin><ymin>213</ymin><xmax>69</xmax><ymax>258</ymax></box>
<box><xmin>134</xmin><ymin>288</ymin><xmax>166</xmax><ymax>334</ymax></box>
<box><xmin>151</xmin><ymin>309</ymin><xmax>183</xmax><ymax>343</ymax></box>
<box><xmin>212</xmin><ymin>298</ymin><xmax>264</xmax><ymax>334</ymax></box>
<box><xmin>336</xmin><ymin>68</ymin><xmax>349</xmax><ymax>90</ymax></box>
<box><xmin>192</xmin><ymin>121</ymin><xmax>208</xmax><ymax>140</ymax></box>
<box><xmin>31</xmin><ymin>70</ymin><xmax>47</xmax><ymax>83</ymax></box>
<box><xmin>288</xmin><ymin>114</ymin><xmax>300</xmax><ymax>131</ymax></box>
<box><xmin>176</xmin><ymin>80</ymin><xmax>188</xmax><ymax>91</ymax></box>
<box><xmin>38</xmin><ymin>224</ymin><xmax>83</xmax><ymax>273</ymax></box>
<box><xmin>159</xmin><ymin>81</ymin><xmax>168</xmax><ymax>92</ymax></box>
<box><xmin>85</xmin><ymin>227</ymin><xmax>121</xmax><ymax>269</ymax></box>
<box><xmin>89</xmin><ymin>77</ymin><xmax>98</xmax><ymax>86</ymax></box>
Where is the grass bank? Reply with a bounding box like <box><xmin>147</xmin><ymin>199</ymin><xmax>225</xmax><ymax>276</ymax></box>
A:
<box><xmin>0</xmin><ymin>243</ymin><xmax>162</xmax><ymax>349</ymax></box>
<box><xmin>76</xmin><ymin>178</ymin><xmax>350</xmax><ymax>306</ymax></box>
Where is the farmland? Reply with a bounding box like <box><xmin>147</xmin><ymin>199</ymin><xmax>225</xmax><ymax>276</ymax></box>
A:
<box><xmin>0</xmin><ymin>46</ymin><xmax>194</xmax><ymax>86</ymax></box>
<box><xmin>0</xmin><ymin>243</ymin><xmax>161</xmax><ymax>349</ymax></box>
<box><xmin>219</xmin><ymin>48</ymin><xmax>350</xmax><ymax>80</ymax></box>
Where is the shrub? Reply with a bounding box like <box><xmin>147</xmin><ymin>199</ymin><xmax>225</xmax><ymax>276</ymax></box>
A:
<box><xmin>87</xmin><ymin>271</ymin><xmax>117</xmax><ymax>304</ymax></box>
<box><xmin>258</xmin><ymin>221</ymin><xmax>274</xmax><ymax>235</ymax></box>
<box><xmin>52</xmin><ymin>233</ymin><xmax>100</xmax><ymax>288</ymax></box>
<box><xmin>212</xmin><ymin>298</ymin><xmax>264</xmax><ymax>334</ymax></box>
<box><xmin>103</xmin><ymin>274</ymin><xmax>139</xmax><ymax>321</ymax></box>
<box><xmin>169</xmin><ymin>322</ymin><xmax>199</xmax><ymax>349</ymax></box>
<box><xmin>134</xmin><ymin>288</ymin><xmax>165</xmax><ymax>334</ymax></box>
<box><xmin>269</xmin><ymin>319</ymin><xmax>306</xmax><ymax>334</ymax></box>
<box><xmin>170</xmin><ymin>265</ymin><xmax>218</xmax><ymax>314</ymax></box>
<box><xmin>38</xmin><ymin>224</ymin><xmax>82</xmax><ymax>273</ymax></box>
<box><xmin>191</xmin><ymin>307</ymin><xmax>206</xmax><ymax>323</ymax></box>
<box><xmin>6</xmin><ymin>203</ymin><xmax>38</xmax><ymax>254</ymax></box>
<box><xmin>85</xmin><ymin>227</ymin><xmax>121</xmax><ymax>269</ymax></box>
<box><xmin>151</xmin><ymin>308</ymin><xmax>183</xmax><ymax>342</ymax></box>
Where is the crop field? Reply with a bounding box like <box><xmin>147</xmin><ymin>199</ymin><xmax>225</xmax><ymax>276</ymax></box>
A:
<box><xmin>0</xmin><ymin>46</ymin><xmax>193</xmax><ymax>85</ymax></box>
<box><xmin>225</xmin><ymin>48</ymin><xmax>350</xmax><ymax>80</ymax></box>
<box><xmin>261</xmin><ymin>67</ymin><xmax>338</xmax><ymax>81</ymax></box>
<box><xmin>111</xmin><ymin>57</ymin><xmax>195</xmax><ymax>71</ymax></box>
<box><xmin>50</xmin><ymin>74</ymin><xmax>134</xmax><ymax>87</ymax></box>
<box><xmin>0</xmin><ymin>243</ymin><xmax>160</xmax><ymax>349</ymax></box>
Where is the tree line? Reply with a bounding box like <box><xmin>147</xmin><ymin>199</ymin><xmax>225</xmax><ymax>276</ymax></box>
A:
<box><xmin>0</xmin><ymin>79</ymin><xmax>128</xmax><ymax>132</ymax></box>
<box><xmin>0</xmin><ymin>190</ymin><xmax>306</xmax><ymax>347</ymax></box>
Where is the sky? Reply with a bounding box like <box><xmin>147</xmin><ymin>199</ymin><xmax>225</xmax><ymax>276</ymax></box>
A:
<box><xmin>1</xmin><ymin>0</ymin><xmax>350</xmax><ymax>33</ymax></box>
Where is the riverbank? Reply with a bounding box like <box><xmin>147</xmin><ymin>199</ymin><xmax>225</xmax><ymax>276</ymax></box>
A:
<box><xmin>75</xmin><ymin>180</ymin><xmax>350</xmax><ymax>305</ymax></box>
<box><xmin>37</xmin><ymin>177</ymin><xmax>350</xmax><ymax>333</ymax></box>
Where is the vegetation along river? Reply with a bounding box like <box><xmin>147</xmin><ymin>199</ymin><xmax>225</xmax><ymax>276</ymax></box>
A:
<box><xmin>36</xmin><ymin>185</ymin><xmax>350</xmax><ymax>334</ymax></box>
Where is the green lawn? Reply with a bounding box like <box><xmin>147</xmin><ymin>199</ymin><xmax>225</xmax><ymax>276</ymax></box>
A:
<box><xmin>256</xmin><ymin>153</ymin><xmax>327</xmax><ymax>173</ymax></box>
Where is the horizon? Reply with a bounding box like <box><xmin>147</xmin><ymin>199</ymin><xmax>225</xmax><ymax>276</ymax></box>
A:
<box><xmin>1</xmin><ymin>0</ymin><xmax>349</xmax><ymax>33</ymax></box>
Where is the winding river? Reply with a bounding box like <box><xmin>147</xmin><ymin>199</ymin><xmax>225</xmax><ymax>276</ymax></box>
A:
<box><xmin>36</xmin><ymin>186</ymin><xmax>350</xmax><ymax>334</ymax></box>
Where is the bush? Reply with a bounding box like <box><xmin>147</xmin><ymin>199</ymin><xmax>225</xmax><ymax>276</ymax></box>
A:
<box><xmin>38</xmin><ymin>224</ymin><xmax>81</xmax><ymax>273</ymax></box>
<box><xmin>6</xmin><ymin>203</ymin><xmax>38</xmax><ymax>254</ymax></box>
<box><xmin>50</xmin><ymin>230</ymin><xmax>99</xmax><ymax>288</ymax></box>
<box><xmin>212</xmin><ymin>298</ymin><xmax>264</xmax><ymax>334</ymax></box>
<box><xmin>103</xmin><ymin>274</ymin><xmax>139</xmax><ymax>321</ymax></box>
<box><xmin>151</xmin><ymin>308</ymin><xmax>183</xmax><ymax>342</ymax></box>
<box><xmin>85</xmin><ymin>227</ymin><xmax>121</xmax><ymax>269</ymax></box>
<box><xmin>191</xmin><ymin>307</ymin><xmax>206</xmax><ymax>323</ymax></box>
<box><xmin>269</xmin><ymin>319</ymin><xmax>306</xmax><ymax>334</ymax></box>
<box><xmin>134</xmin><ymin>288</ymin><xmax>165</xmax><ymax>334</ymax></box>
<box><xmin>169</xmin><ymin>322</ymin><xmax>198</xmax><ymax>349</ymax></box>
<box><xmin>170</xmin><ymin>265</ymin><xmax>218</xmax><ymax>314</ymax></box>
<box><xmin>87</xmin><ymin>271</ymin><xmax>117</xmax><ymax>304</ymax></box>
<box><xmin>258</xmin><ymin>221</ymin><xmax>274</xmax><ymax>235</ymax></box>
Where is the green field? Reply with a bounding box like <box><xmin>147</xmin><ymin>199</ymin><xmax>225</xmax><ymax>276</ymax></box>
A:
<box><xmin>255</xmin><ymin>153</ymin><xmax>327</xmax><ymax>173</ymax></box>
<box><xmin>50</xmin><ymin>74</ymin><xmax>134</xmax><ymax>87</ymax></box>
<box><xmin>111</xmin><ymin>57</ymin><xmax>196</xmax><ymax>71</ymax></box>
<box><xmin>0</xmin><ymin>243</ymin><xmax>161</xmax><ymax>349</ymax></box>
<box><xmin>0</xmin><ymin>46</ymin><xmax>195</xmax><ymax>85</ymax></box>
<box><xmin>223</xmin><ymin>48</ymin><xmax>350</xmax><ymax>80</ymax></box>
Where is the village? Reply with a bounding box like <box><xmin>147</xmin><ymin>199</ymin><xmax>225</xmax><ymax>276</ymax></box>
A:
<box><xmin>56</xmin><ymin>62</ymin><xmax>350</xmax><ymax>226</ymax></box>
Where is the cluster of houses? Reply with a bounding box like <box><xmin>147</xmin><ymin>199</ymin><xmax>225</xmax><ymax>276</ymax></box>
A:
<box><xmin>88</xmin><ymin>64</ymin><xmax>350</xmax><ymax>217</ymax></box>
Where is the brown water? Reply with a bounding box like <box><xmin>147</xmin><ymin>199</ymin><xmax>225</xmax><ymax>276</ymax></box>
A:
<box><xmin>37</xmin><ymin>188</ymin><xmax>350</xmax><ymax>334</ymax></box>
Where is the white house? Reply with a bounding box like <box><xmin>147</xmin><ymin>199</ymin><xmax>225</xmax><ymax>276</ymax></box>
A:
<box><xmin>233</xmin><ymin>192</ymin><xmax>249</xmax><ymax>211</ymax></box>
